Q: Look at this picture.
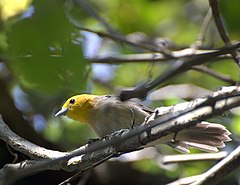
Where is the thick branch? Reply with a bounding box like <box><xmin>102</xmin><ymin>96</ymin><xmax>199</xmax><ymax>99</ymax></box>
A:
<box><xmin>0</xmin><ymin>116</ymin><xmax>67</xmax><ymax>159</ymax></box>
<box><xmin>0</xmin><ymin>86</ymin><xmax>239</xmax><ymax>184</ymax></box>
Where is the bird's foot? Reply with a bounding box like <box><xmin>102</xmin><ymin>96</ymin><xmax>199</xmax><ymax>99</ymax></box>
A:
<box><xmin>111</xmin><ymin>129</ymin><xmax>129</xmax><ymax>137</ymax></box>
<box><xmin>87</xmin><ymin>138</ymin><xmax>100</xmax><ymax>145</ymax></box>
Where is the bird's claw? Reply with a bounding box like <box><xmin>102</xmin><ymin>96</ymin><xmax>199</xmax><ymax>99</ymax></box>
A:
<box><xmin>101</xmin><ymin>129</ymin><xmax>129</xmax><ymax>141</ymax></box>
<box><xmin>111</xmin><ymin>129</ymin><xmax>129</xmax><ymax>137</ymax></box>
<box><xmin>87</xmin><ymin>138</ymin><xmax>100</xmax><ymax>145</ymax></box>
<box><xmin>88</xmin><ymin>129</ymin><xmax>129</xmax><ymax>145</ymax></box>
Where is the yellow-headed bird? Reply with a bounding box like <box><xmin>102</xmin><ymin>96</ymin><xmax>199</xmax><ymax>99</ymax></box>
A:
<box><xmin>55</xmin><ymin>94</ymin><xmax>231</xmax><ymax>153</ymax></box>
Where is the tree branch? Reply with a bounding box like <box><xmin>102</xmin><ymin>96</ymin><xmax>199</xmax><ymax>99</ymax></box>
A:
<box><xmin>191</xmin><ymin>145</ymin><xmax>240</xmax><ymax>185</ymax></box>
<box><xmin>0</xmin><ymin>116</ymin><xmax>67</xmax><ymax>160</ymax></box>
<box><xmin>192</xmin><ymin>65</ymin><xmax>237</xmax><ymax>85</ymax></box>
<box><xmin>75</xmin><ymin>0</ymin><xmax>117</xmax><ymax>34</ymax></box>
<box><xmin>194</xmin><ymin>8</ymin><xmax>212</xmax><ymax>48</ymax></box>
<box><xmin>74</xmin><ymin>26</ymin><xmax>168</xmax><ymax>53</ymax></box>
<box><xmin>89</xmin><ymin>48</ymin><xmax>231</xmax><ymax>64</ymax></box>
<box><xmin>120</xmin><ymin>43</ymin><xmax>240</xmax><ymax>101</ymax></box>
<box><xmin>209</xmin><ymin>0</ymin><xmax>240</xmax><ymax>66</ymax></box>
<box><xmin>0</xmin><ymin>86</ymin><xmax>239</xmax><ymax>184</ymax></box>
<box><xmin>161</xmin><ymin>151</ymin><xmax>228</xmax><ymax>165</ymax></box>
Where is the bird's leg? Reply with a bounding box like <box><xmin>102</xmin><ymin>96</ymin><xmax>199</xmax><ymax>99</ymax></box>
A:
<box><xmin>6</xmin><ymin>143</ymin><xmax>18</xmax><ymax>163</ymax></box>
<box><xmin>130</xmin><ymin>109</ymin><xmax>135</xmax><ymax>129</ymax></box>
<box><xmin>171</xmin><ymin>121</ymin><xmax>179</xmax><ymax>143</ymax></box>
<box><xmin>171</xmin><ymin>132</ymin><xmax>178</xmax><ymax>143</ymax></box>
<box><xmin>87</xmin><ymin>138</ymin><xmax>100</xmax><ymax>145</ymax></box>
<box><xmin>100</xmin><ymin>129</ymin><xmax>129</xmax><ymax>142</ymax></box>
<box><xmin>110</xmin><ymin>129</ymin><xmax>129</xmax><ymax>137</ymax></box>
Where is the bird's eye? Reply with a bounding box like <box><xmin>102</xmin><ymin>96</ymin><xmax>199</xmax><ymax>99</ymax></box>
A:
<box><xmin>69</xmin><ymin>99</ymin><xmax>75</xmax><ymax>104</ymax></box>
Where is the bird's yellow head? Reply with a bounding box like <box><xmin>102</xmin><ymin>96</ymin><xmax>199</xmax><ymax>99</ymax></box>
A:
<box><xmin>55</xmin><ymin>94</ymin><xmax>97</xmax><ymax>124</ymax></box>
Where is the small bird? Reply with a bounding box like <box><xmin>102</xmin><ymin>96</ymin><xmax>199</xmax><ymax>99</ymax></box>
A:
<box><xmin>55</xmin><ymin>94</ymin><xmax>231</xmax><ymax>153</ymax></box>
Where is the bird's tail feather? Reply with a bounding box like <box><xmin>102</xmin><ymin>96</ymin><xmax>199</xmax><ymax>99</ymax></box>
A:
<box><xmin>153</xmin><ymin>122</ymin><xmax>231</xmax><ymax>153</ymax></box>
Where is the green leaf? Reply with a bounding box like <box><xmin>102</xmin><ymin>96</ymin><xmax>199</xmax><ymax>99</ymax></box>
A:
<box><xmin>6</xmin><ymin>0</ymin><xmax>88</xmax><ymax>95</ymax></box>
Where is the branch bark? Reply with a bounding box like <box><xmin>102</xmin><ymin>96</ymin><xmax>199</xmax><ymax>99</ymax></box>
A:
<box><xmin>89</xmin><ymin>48</ymin><xmax>231</xmax><ymax>64</ymax></box>
<box><xmin>0</xmin><ymin>86</ymin><xmax>239</xmax><ymax>185</ymax></box>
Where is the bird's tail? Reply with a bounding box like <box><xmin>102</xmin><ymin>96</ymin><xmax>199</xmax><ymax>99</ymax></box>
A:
<box><xmin>153</xmin><ymin>122</ymin><xmax>231</xmax><ymax>153</ymax></box>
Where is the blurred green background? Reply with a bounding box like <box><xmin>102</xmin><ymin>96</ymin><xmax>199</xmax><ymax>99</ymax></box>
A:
<box><xmin>0</xmin><ymin>0</ymin><xmax>239</xmax><ymax>184</ymax></box>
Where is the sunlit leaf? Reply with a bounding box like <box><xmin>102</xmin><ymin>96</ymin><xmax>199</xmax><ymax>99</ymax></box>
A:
<box><xmin>0</xmin><ymin>0</ymin><xmax>32</xmax><ymax>21</ymax></box>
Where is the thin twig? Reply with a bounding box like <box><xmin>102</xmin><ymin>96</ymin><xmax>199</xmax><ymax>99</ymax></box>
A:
<box><xmin>75</xmin><ymin>0</ymin><xmax>117</xmax><ymax>34</ymax></box>
<box><xmin>167</xmin><ymin>175</ymin><xmax>204</xmax><ymax>185</ymax></box>
<box><xmin>76</xmin><ymin>172</ymin><xmax>90</xmax><ymax>185</ymax></box>
<box><xmin>191</xmin><ymin>145</ymin><xmax>240</xmax><ymax>185</ymax></box>
<box><xmin>89</xmin><ymin>48</ymin><xmax>230</xmax><ymax>64</ymax></box>
<box><xmin>194</xmin><ymin>8</ymin><xmax>212</xmax><ymax>48</ymax></box>
<box><xmin>192</xmin><ymin>65</ymin><xmax>237</xmax><ymax>85</ymax></box>
<box><xmin>72</xmin><ymin>1</ymin><xmax>167</xmax><ymax>53</ymax></box>
<box><xmin>120</xmin><ymin>43</ymin><xmax>240</xmax><ymax>101</ymax></box>
<box><xmin>209</xmin><ymin>0</ymin><xmax>230</xmax><ymax>44</ymax></box>
<box><xmin>59</xmin><ymin>153</ymin><xmax>114</xmax><ymax>185</ymax></box>
<box><xmin>77</xmin><ymin>26</ymin><xmax>169</xmax><ymax>54</ymax></box>
<box><xmin>209</xmin><ymin>0</ymin><xmax>240</xmax><ymax>66</ymax></box>
<box><xmin>161</xmin><ymin>151</ymin><xmax>228</xmax><ymax>164</ymax></box>
<box><xmin>6</xmin><ymin>144</ymin><xmax>18</xmax><ymax>164</ymax></box>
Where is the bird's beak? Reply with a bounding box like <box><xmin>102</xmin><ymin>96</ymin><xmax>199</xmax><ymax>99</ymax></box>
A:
<box><xmin>55</xmin><ymin>108</ymin><xmax>68</xmax><ymax>116</ymax></box>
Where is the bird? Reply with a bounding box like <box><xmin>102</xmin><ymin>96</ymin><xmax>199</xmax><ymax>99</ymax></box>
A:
<box><xmin>55</xmin><ymin>94</ymin><xmax>231</xmax><ymax>153</ymax></box>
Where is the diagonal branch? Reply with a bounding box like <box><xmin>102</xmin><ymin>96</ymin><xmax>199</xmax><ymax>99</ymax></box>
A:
<box><xmin>192</xmin><ymin>65</ymin><xmax>237</xmax><ymax>85</ymax></box>
<box><xmin>209</xmin><ymin>0</ymin><xmax>240</xmax><ymax>66</ymax></box>
<box><xmin>191</xmin><ymin>145</ymin><xmax>240</xmax><ymax>185</ymax></box>
<box><xmin>209</xmin><ymin>0</ymin><xmax>230</xmax><ymax>44</ymax></box>
<box><xmin>74</xmin><ymin>26</ymin><xmax>168</xmax><ymax>53</ymax></box>
<box><xmin>0</xmin><ymin>86</ymin><xmax>239</xmax><ymax>185</ymax></box>
<box><xmin>120</xmin><ymin>42</ymin><xmax>240</xmax><ymax>101</ymax></box>
<box><xmin>194</xmin><ymin>8</ymin><xmax>212</xmax><ymax>48</ymax></box>
<box><xmin>75</xmin><ymin>0</ymin><xmax>117</xmax><ymax>34</ymax></box>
